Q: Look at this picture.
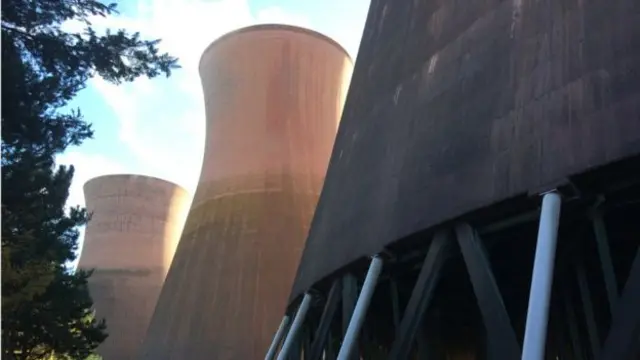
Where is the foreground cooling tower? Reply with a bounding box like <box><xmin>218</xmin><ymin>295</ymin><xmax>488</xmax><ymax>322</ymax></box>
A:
<box><xmin>138</xmin><ymin>25</ymin><xmax>353</xmax><ymax>359</ymax></box>
<box><xmin>274</xmin><ymin>0</ymin><xmax>640</xmax><ymax>359</ymax></box>
<box><xmin>78</xmin><ymin>175</ymin><xmax>190</xmax><ymax>360</ymax></box>
<box><xmin>291</xmin><ymin>0</ymin><xmax>640</xmax><ymax>303</ymax></box>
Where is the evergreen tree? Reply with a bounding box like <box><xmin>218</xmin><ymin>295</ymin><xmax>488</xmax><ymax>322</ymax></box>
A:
<box><xmin>1</xmin><ymin>0</ymin><xmax>179</xmax><ymax>358</ymax></box>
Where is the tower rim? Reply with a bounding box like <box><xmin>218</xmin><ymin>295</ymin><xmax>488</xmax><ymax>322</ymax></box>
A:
<box><xmin>198</xmin><ymin>23</ymin><xmax>353</xmax><ymax>73</ymax></box>
<box><xmin>83</xmin><ymin>174</ymin><xmax>188</xmax><ymax>195</ymax></box>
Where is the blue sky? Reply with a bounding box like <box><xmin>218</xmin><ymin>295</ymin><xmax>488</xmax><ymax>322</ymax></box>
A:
<box><xmin>55</xmin><ymin>0</ymin><xmax>371</xmax><ymax>256</ymax></box>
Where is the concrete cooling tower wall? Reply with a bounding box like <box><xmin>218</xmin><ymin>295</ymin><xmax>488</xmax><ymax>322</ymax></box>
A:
<box><xmin>289</xmin><ymin>0</ymin><xmax>640</xmax><ymax>301</ymax></box>
<box><xmin>137</xmin><ymin>24</ymin><xmax>353</xmax><ymax>360</ymax></box>
<box><xmin>78</xmin><ymin>174</ymin><xmax>191</xmax><ymax>360</ymax></box>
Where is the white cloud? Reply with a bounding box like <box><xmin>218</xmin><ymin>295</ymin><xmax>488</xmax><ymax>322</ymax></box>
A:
<box><xmin>62</xmin><ymin>0</ymin><xmax>365</xmax><ymax>203</ymax></box>
<box><xmin>58</xmin><ymin>0</ymin><xmax>368</xmax><ymax>264</ymax></box>
<box><xmin>255</xmin><ymin>6</ymin><xmax>310</xmax><ymax>26</ymax></box>
<box><xmin>73</xmin><ymin>0</ymin><xmax>315</xmax><ymax>194</ymax></box>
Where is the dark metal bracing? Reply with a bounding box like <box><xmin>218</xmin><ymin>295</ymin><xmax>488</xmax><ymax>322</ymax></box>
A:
<box><xmin>600</xmin><ymin>249</ymin><xmax>640</xmax><ymax>360</ymax></box>
<box><xmin>454</xmin><ymin>224</ymin><xmax>520</xmax><ymax>359</ymax></box>
<box><xmin>388</xmin><ymin>231</ymin><xmax>453</xmax><ymax>359</ymax></box>
<box><xmin>307</xmin><ymin>281</ymin><xmax>342</xmax><ymax>360</ymax></box>
<box><xmin>271</xmin><ymin>171</ymin><xmax>640</xmax><ymax>359</ymax></box>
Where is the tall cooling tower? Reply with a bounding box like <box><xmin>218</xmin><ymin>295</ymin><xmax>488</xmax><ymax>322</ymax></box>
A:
<box><xmin>138</xmin><ymin>24</ymin><xmax>353</xmax><ymax>360</ymax></box>
<box><xmin>274</xmin><ymin>0</ymin><xmax>640</xmax><ymax>358</ymax></box>
<box><xmin>78</xmin><ymin>174</ymin><xmax>191</xmax><ymax>360</ymax></box>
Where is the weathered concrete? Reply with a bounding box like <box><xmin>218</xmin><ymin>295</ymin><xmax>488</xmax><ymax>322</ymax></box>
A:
<box><xmin>291</xmin><ymin>0</ymin><xmax>640</xmax><ymax>301</ymax></box>
<box><xmin>138</xmin><ymin>25</ymin><xmax>353</xmax><ymax>360</ymax></box>
<box><xmin>78</xmin><ymin>174</ymin><xmax>191</xmax><ymax>360</ymax></box>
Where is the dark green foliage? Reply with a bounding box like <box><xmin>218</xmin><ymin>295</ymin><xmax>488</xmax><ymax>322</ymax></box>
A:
<box><xmin>1</xmin><ymin>0</ymin><xmax>179</xmax><ymax>359</ymax></box>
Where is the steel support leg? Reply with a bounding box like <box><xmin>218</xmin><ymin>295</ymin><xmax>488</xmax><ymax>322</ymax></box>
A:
<box><xmin>336</xmin><ymin>255</ymin><xmax>384</xmax><ymax>360</ymax></box>
<box><xmin>308</xmin><ymin>281</ymin><xmax>342</xmax><ymax>360</ymax></box>
<box><xmin>388</xmin><ymin>231</ymin><xmax>453</xmax><ymax>360</ymax></box>
<box><xmin>266</xmin><ymin>315</ymin><xmax>292</xmax><ymax>360</ymax></box>
<box><xmin>342</xmin><ymin>274</ymin><xmax>358</xmax><ymax>336</ymax></box>
<box><xmin>455</xmin><ymin>223</ymin><xmax>520</xmax><ymax>360</ymax></box>
<box><xmin>415</xmin><ymin>326</ymin><xmax>433</xmax><ymax>359</ymax></box>
<box><xmin>278</xmin><ymin>293</ymin><xmax>313</xmax><ymax>360</ymax></box>
<box><xmin>302</xmin><ymin>325</ymin><xmax>312</xmax><ymax>360</ymax></box>
<box><xmin>289</xmin><ymin>334</ymin><xmax>302</xmax><ymax>360</ymax></box>
<box><xmin>576</xmin><ymin>261</ymin><xmax>600</xmax><ymax>358</ymax></box>
<box><xmin>522</xmin><ymin>191</ymin><xmax>562</xmax><ymax>360</ymax></box>
<box><xmin>326</xmin><ymin>331</ymin><xmax>336</xmax><ymax>360</ymax></box>
<box><xmin>341</xmin><ymin>274</ymin><xmax>358</xmax><ymax>360</ymax></box>
<box><xmin>590</xmin><ymin>210</ymin><xmax>619</xmax><ymax>315</ymax></box>
<box><xmin>551</xmin><ymin>310</ymin><xmax>570</xmax><ymax>360</ymax></box>
<box><xmin>390</xmin><ymin>278</ymin><xmax>401</xmax><ymax>330</ymax></box>
<box><xmin>563</xmin><ymin>289</ymin><xmax>584</xmax><ymax>360</ymax></box>
<box><xmin>601</xmin><ymin>248</ymin><xmax>640</xmax><ymax>360</ymax></box>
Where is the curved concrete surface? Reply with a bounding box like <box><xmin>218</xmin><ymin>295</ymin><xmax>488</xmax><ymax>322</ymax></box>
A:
<box><xmin>78</xmin><ymin>174</ymin><xmax>191</xmax><ymax>360</ymax></box>
<box><xmin>290</xmin><ymin>0</ymin><xmax>640</xmax><ymax>301</ymax></box>
<box><xmin>139</xmin><ymin>24</ymin><xmax>353</xmax><ymax>360</ymax></box>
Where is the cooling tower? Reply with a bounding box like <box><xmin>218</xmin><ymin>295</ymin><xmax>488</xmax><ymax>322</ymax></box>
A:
<box><xmin>138</xmin><ymin>24</ymin><xmax>353</xmax><ymax>360</ymax></box>
<box><xmin>269</xmin><ymin>0</ymin><xmax>640</xmax><ymax>359</ymax></box>
<box><xmin>78</xmin><ymin>174</ymin><xmax>190</xmax><ymax>360</ymax></box>
<box><xmin>291</xmin><ymin>0</ymin><xmax>640</xmax><ymax>303</ymax></box>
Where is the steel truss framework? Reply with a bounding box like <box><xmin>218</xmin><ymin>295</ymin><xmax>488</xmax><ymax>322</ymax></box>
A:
<box><xmin>267</xmin><ymin>171</ymin><xmax>640</xmax><ymax>360</ymax></box>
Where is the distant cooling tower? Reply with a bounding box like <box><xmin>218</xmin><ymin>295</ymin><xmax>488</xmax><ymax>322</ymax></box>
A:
<box><xmin>137</xmin><ymin>25</ymin><xmax>353</xmax><ymax>360</ymax></box>
<box><xmin>78</xmin><ymin>174</ymin><xmax>190</xmax><ymax>360</ymax></box>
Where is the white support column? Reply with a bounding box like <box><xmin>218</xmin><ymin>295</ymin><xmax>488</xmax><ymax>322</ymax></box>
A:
<box><xmin>265</xmin><ymin>315</ymin><xmax>291</xmax><ymax>360</ymax></box>
<box><xmin>522</xmin><ymin>191</ymin><xmax>562</xmax><ymax>360</ymax></box>
<box><xmin>336</xmin><ymin>255</ymin><xmax>384</xmax><ymax>360</ymax></box>
<box><xmin>277</xmin><ymin>293</ymin><xmax>312</xmax><ymax>360</ymax></box>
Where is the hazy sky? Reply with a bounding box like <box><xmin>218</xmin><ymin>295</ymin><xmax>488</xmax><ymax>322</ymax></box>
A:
<box><xmin>56</xmin><ymin>0</ymin><xmax>371</xmax><ymax>255</ymax></box>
